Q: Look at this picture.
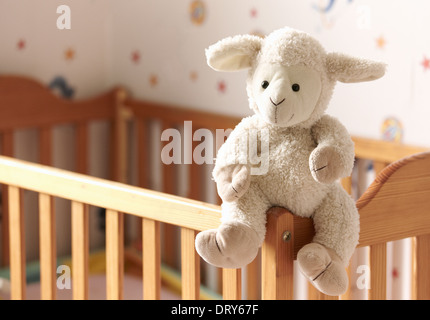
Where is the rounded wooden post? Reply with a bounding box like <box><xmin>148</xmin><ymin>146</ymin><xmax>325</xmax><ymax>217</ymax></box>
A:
<box><xmin>416</xmin><ymin>234</ymin><xmax>430</xmax><ymax>300</ymax></box>
<box><xmin>106</xmin><ymin>210</ymin><xmax>124</xmax><ymax>300</ymax></box>
<box><xmin>181</xmin><ymin>228</ymin><xmax>200</xmax><ymax>300</ymax></box>
<box><xmin>8</xmin><ymin>185</ymin><xmax>25</xmax><ymax>300</ymax></box>
<box><xmin>261</xmin><ymin>207</ymin><xmax>295</xmax><ymax>300</ymax></box>
<box><xmin>223</xmin><ymin>268</ymin><xmax>241</xmax><ymax>300</ymax></box>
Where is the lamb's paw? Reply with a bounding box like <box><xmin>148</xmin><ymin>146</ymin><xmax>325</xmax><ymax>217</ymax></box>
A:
<box><xmin>214</xmin><ymin>164</ymin><xmax>251</xmax><ymax>202</ymax></box>
<box><xmin>297</xmin><ymin>243</ymin><xmax>348</xmax><ymax>296</ymax></box>
<box><xmin>195</xmin><ymin>221</ymin><xmax>260</xmax><ymax>269</ymax></box>
<box><xmin>309</xmin><ymin>145</ymin><xmax>344</xmax><ymax>184</ymax></box>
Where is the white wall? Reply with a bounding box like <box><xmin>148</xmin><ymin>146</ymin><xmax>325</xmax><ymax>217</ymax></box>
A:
<box><xmin>0</xmin><ymin>0</ymin><xmax>114</xmax><ymax>262</ymax></box>
<box><xmin>2</xmin><ymin>0</ymin><xmax>429</xmax><ymax>146</ymax></box>
<box><xmin>0</xmin><ymin>0</ymin><xmax>113</xmax><ymax>97</ymax></box>
<box><xmin>109</xmin><ymin>0</ymin><xmax>430</xmax><ymax>147</ymax></box>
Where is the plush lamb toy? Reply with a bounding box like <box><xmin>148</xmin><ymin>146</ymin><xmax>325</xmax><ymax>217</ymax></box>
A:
<box><xmin>195</xmin><ymin>27</ymin><xmax>385</xmax><ymax>296</ymax></box>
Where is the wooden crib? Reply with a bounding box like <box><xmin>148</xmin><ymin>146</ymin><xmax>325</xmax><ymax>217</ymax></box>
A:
<box><xmin>0</xmin><ymin>75</ymin><xmax>429</xmax><ymax>300</ymax></box>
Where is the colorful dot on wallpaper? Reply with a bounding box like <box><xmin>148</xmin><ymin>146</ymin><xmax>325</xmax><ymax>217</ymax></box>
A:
<box><xmin>217</xmin><ymin>80</ymin><xmax>226</xmax><ymax>93</ymax></box>
<box><xmin>189</xmin><ymin>71</ymin><xmax>198</xmax><ymax>81</ymax></box>
<box><xmin>250</xmin><ymin>8</ymin><xmax>258</xmax><ymax>18</ymax></box>
<box><xmin>312</xmin><ymin>0</ymin><xmax>354</xmax><ymax>13</ymax></box>
<box><xmin>131</xmin><ymin>50</ymin><xmax>141</xmax><ymax>64</ymax></box>
<box><xmin>190</xmin><ymin>0</ymin><xmax>206</xmax><ymax>25</ymax></box>
<box><xmin>16</xmin><ymin>39</ymin><xmax>26</xmax><ymax>50</ymax></box>
<box><xmin>149</xmin><ymin>74</ymin><xmax>158</xmax><ymax>87</ymax></box>
<box><xmin>376</xmin><ymin>35</ymin><xmax>386</xmax><ymax>50</ymax></box>
<box><xmin>421</xmin><ymin>56</ymin><xmax>430</xmax><ymax>72</ymax></box>
<box><xmin>312</xmin><ymin>0</ymin><xmax>354</xmax><ymax>30</ymax></box>
<box><xmin>381</xmin><ymin>117</ymin><xmax>404</xmax><ymax>142</ymax></box>
<box><xmin>64</xmin><ymin>48</ymin><xmax>76</xmax><ymax>61</ymax></box>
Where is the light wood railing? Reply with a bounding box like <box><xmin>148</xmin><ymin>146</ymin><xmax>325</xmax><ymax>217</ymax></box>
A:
<box><xmin>0</xmin><ymin>155</ymin><xmax>221</xmax><ymax>300</ymax></box>
<box><xmin>2</xmin><ymin>149</ymin><xmax>430</xmax><ymax>300</ymax></box>
<box><xmin>1</xmin><ymin>75</ymin><xmax>430</xmax><ymax>300</ymax></box>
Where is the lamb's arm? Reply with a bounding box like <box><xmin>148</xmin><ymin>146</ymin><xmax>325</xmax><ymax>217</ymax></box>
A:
<box><xmin>213</xmin><ymin>117</ymin><xmax>256</xmax><ymax>202</ymax></box>
<box><xmin>309</xmin><ymin>115</ymin><xmax>355</xmax><ymax>184</ymax></box>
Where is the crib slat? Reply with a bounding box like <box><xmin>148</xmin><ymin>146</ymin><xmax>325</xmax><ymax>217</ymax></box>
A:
<box><xmin>112</xmin><ymin>89</ymin><xmax>129</xmax><ymax>183</ymax></box>
<box><xmin>261</xmin><ymin>207</ymin><xmax>294</xmax><ymax>300</ymax></box>
<box><xmin>369</xmin><ymin>243</ymin><xmax>387</xmax><ymax>300</ymax></box>
<box><xmin>76</xmin><ymin>122</ymin><xmax>88</xmax><ymax>174</ymax></box>
<box><xmin>181</xmin><ymin>228</ymin><xmax>200</xmax><ymax>300</ymax></box>
<box><xmin>143</xmin><ymin>218</ymin><xmax>161</xmax><ymax>300</ymax></box>
<box><xmin>308</xmin><ymin>283</ymin><xmax>339</xmax><ymax>300</ymax></box>
<box><xmin>162</xmin><ymin>121</ymin><xmax>178</xmax><ymax>269</ymax></box>
<box><xmin>8</xmin><ymin>185</ymin><xmax>25</xmax><ymax>300</ymax></box>
<box><xmin>223</xmin><ymin>269</ymin><xmax>241</xmax><ymax>300</ymax></box>
<box><xmin>71</xmin><ymin>201</ymin><xmax>89</xmax><ymax>300</ymax></box>
<box><xmin>137</xmin><ymin>119</ymin><xmax>149</xmax><ymax>188</ymax></box>
<box><xmin>106</xmin><ymin>209</ymin><xmax>124</xmax><ymax>300</ymax></box>
<box><xmin>416</xmin><ymin>234</ymin><xmax>430</xmax><ymax>300</ymax></box>
<box><xmin>1</xmin><ymin>131</ymin><xmax>14</xmax><ymax>267</ymax></box>
<box><xmin>246</xmin><ymin>254</ymin><xmax>260</xmax><ymax>299</ymax></box>
<box><xmin>39</xmin><ymin>127</ymin><xmax>56</xmax><ymax>300</ymax></box>
<box><xmin>189</xmin><ymin>137</ymin><xmax>202</xmax><ymax>201</ymax></box>
<box><xmin>161</xmin><ymin>121</ymin><xmax>177</xmax><ymax>195</ymax></box>
<box><xmin>39</xmin><ymin>127</ymin><xmax>52</xmax><ymax>166</ymax></box>
<box><xmin>39</xmin><ymin>193</ymin><xmax>56</xmax><ymax>300</ymax></box>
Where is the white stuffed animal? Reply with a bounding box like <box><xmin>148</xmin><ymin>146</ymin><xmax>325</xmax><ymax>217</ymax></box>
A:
<box><xmin>195</xmin><ymin>27</ymin><xmax>385</xmax><ymax>296</ymax></box>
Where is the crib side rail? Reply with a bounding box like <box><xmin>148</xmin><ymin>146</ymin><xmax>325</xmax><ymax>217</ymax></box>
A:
<box><xmin>282</xmin><ymin>151</ymin><xmax>430</xmax><ymax>300</ymax></box>
<box><xmin>0</xmin><ymin>156</ymin><xmax>222</xmax><ymax>232</ymax></box>
<box><xmin>0</xmin><ymin>155</ymin><xmax>223</xmax><ymax>300</ymax></box>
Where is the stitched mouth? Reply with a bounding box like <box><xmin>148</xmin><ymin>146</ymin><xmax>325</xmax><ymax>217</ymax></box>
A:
<box><xmin>270</xmin><ymin>97</ymin><xmax>285</xmax><ymax>106</ymax></box>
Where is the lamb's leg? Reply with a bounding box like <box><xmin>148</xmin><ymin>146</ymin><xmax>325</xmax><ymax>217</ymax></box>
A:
<box><xmin>297</xmin><ymin>185</ymin><xmax>359</xmax><ymax>296</ymax></box>
<box><xmin>195</xmin><ymin>185</ymin><xmax>270</xmax><ymax>269</ymax></box>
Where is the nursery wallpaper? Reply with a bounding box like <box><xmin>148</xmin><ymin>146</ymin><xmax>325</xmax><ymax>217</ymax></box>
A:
<box><xmin>0</xmin><ymin>0</ymin><xmax>429</xmax><ymax>147</ymax></box>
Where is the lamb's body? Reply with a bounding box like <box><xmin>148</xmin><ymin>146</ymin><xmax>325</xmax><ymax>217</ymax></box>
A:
<box><xmin>217</xmin><ymin>114</ymin><xmax>359</xmax><ymax>264</ymax></box>
<box><xmin>195</xmin><ymin>26</ymin><xmax>385</xmax><ymax>296</ymax></box>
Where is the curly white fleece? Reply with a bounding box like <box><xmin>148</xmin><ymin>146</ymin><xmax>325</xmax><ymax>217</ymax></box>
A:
<box><xmin>209</xmin><ymin>26</ymin><xmax>385</xmax><ymax>264</ymax></box>
<box><xmin>214</xmin><ymin>114</ymin><xmax>359</xmax><ymax>263</ymax></box>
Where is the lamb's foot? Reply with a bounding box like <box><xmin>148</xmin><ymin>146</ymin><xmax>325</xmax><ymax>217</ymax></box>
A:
<box><xmin>195</xmin><ymin>221</ymin><xmax>260</xmax><ymax>269</ymax></box>
<box><xmin>297</xmin><ymin>242</ymin><xmax>348</xmax><ymax>296</ymax></box>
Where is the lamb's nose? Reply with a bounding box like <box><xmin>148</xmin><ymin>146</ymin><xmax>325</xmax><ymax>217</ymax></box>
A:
<box><xmin>270</xmin><ymin>97</ymin><xmax>285</xmax><ymax>106</ymax></box>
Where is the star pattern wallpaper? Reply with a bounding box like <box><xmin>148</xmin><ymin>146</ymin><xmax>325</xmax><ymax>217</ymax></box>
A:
<box><xmin>1</xmin><ymin>0</ymin><xmax>430</xmax><ymax>147</ymax></box>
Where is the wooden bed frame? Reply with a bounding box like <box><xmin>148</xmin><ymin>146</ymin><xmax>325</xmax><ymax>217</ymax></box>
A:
<box><xmin>0</xmin><ymin>75</ymin><xmax>429</xmax><ymax>300</ymax></box>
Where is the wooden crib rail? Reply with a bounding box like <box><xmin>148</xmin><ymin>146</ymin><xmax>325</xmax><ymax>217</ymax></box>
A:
<box><xmin>0</xmin><ymin>75</ymin><xmax>118</xmax><ymax>130</ymax></box>
<box><xmin>2</xmin><ymin>151</ymin><xmax>430</xmax><ymax>300</ymax></box>
<box><xmin>0</xmin><ymin>156</ymin><xmax>221</xmax><ymax>232</ymax></box>
<box><xmin>0</xmin><ymin>155</ymin><xmax>222</xmax><ymax>300</ymax></box>
<box><xmin>290</xmin><ymin>152</ymin><xmax>430</xmax><ymax>253</ymax></box>
<box><xmin>268</xmin><ymin>151</ymin><xmax>430</xmax><ymax>300</ymax></box>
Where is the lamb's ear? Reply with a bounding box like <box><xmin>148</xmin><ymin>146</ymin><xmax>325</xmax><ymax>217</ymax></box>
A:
<box><xmin>206</xmin><ymin>34</ymin><xmax>263</xmax><ymax>72</ymax></box>
<box><xmin>326</xmin><ymin>52</ymin><xmax>386</xmax><ymax>83</ymax></box>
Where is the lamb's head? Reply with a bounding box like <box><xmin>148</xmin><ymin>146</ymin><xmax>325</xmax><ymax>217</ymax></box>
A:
<box><xmin>206</xmin><ymin>27</ymin><xmax>386</xmax><ymax>128</ymax></box>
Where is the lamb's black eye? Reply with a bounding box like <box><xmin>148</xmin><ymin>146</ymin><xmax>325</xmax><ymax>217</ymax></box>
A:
<box><xmin>292</xmin><ymin>83</ymin><xmax>300</xmax><ymax>92</ymax></box>
<box><xmin>261</xmin><ymin>81</ymin><xmax>269</xmax><ymax>89</ymax></box>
